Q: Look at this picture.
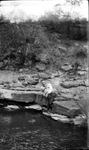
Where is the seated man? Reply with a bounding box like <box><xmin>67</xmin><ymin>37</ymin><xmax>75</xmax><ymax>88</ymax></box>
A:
<box><xmin>41</xmin><ymin>81</ymin><xmax>57</xmax><ymax>110</ymax></box>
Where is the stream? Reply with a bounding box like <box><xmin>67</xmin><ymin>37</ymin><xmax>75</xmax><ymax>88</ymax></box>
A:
<box><xmin>0</xmin><ymin>108</ymin><xmax>87</xmax><ymax>150</ymax></box>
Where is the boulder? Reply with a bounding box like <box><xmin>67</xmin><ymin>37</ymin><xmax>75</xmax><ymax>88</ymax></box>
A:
<box><xmin>77</xmin><ymin>71</ymin><xmax>86</xmax><ymax>75</ymax></box>
<box><xmin>12</xmin><ymin>93</ymin><xmax>36</xmax><ymax>103</ymax></box>
<box><xmin>35</xmin><ymin>94</ymin><xmax>48</xmax><ymax>106</ymax></box>
<box><xmin>72</xmin><ymin>114</ymin><xmax>86</xmax><ymax>125</ymax></box>
<box><xmin>36</xmin><ymin>63</ymin><xmax>46</xmax><ymax>71</ymax></box>
<box><xmin>37</xmin><ymin>72</ymin><xmax>50</xmax><ymax>79</ymax></box>
<box><xmin>61</xmin><ymin>80</ymin><xmax>85</xmax><ymax>88</ymax></box>
<box><xmin>51</xmin><ymin>72</ymin><xmax>59</xmax><ymax>78</ymax></box>
<box><xmin>37</xmin><ymin>54</ymin><xmax>48</xmax><ymax>64</ymax></box>
<box><xmin>2</xmin><ymin>88</ymin><xmax>46</xmax><ymax>105</ymax></box>
<box><xmin>0</xmin><ymin>89</ymin><xmax>41</xmax><ymax>103</ymax></box>
<box><xmin>0</xmin><ymin>62</ymin><xmax>4</xmax><ymax>69</ymax></box>
<box><xmin>52</xmin><ymin>100</ymin><xmax>81</xmax><ymax>118</ymax></box>
<box><xmin>27</xmin><ymin>78</ymin><xmax>39</xmax><ymax>85</ymax></box>
<box><xmin>61</xmin><ymin>64</ymin><xmax>72</xmax><ymax>71</ymax></box>
<box><xmin>18</xmin><ymin>76</ymin><xmax>39</xmax><ymax>85</ymax></box>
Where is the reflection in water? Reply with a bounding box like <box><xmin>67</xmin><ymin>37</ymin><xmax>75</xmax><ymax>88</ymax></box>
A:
<box><xmin>0</xmin><ymin>115</ymin><xmax>11</xmax><ymax>124</ymax></box>
<box><xmin>0</xmin><ymin>108</ymin><xmax>87</xmax><ymax>150</ymax></box>
<box><xmin>28</xmin><ymin>119</ymin><xmax>36</xmax><ymax>123</ymax></box>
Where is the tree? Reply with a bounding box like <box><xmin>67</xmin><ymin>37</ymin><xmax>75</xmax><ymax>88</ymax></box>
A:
<box><xmin>66</xmin><ymin>0</ymin><xmax>83</xmax><ymax>5</ymax></box>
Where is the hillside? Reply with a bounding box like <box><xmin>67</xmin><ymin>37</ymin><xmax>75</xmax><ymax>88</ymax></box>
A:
<box><xmin>0</xmin><ymin>16</ymin><xmax>87</xmax><ymax>73</ymax></box>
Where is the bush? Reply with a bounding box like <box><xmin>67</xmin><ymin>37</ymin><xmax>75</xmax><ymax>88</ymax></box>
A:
<box><xmin>0</xmin><ymin>16</ymin><xmax>50</xmax><ymax>67</ymax></box>
<box><xmin>0</xmin><ymin>14</ymin><xmax>87</xmax><ymax>71</ymax></box>
<box><xmin>39</xmin><ymin>16</ymin><xmax>87</xmax><ymax>41</ymax></box>
<box><xmin>71</xmin><ymin>46</ymin><xmax>87</xmax><ymax>72</ymax></box>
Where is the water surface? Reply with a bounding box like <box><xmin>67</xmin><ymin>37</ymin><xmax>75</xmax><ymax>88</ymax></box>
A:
<box><xmin>0</xmin><ymin>108</ymin><xmax>87</xmax><ymax>150</ymax></box>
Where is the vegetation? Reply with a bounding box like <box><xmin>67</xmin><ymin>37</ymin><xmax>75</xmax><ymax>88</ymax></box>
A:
<box><xmin>0</xmin><ymin>12</ymin><xmax>87</xmax><ymax>71</ymax></box>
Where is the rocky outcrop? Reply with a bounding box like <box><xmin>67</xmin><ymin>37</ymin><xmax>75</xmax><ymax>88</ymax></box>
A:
<box><xmin>0</xmin><ymin>70</ymin><xmax>87</xmax><ymax>126</ymax></box>
<box><xmin>52</xmin><ymin>100</ymin><xmax>82</xmax><ymax>117</ymax></box>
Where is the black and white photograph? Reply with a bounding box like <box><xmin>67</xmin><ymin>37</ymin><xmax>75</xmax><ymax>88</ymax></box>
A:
<box><xmin>0</xmin><ymin>0</ymin><xmax>88</xmax><ymax>149</ymax></box>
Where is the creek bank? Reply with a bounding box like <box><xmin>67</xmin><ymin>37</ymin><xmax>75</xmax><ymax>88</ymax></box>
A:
<box><xmin>0</xmin><ymin>70</ymin><xmax>87</xmax><ymax>127</ymax></box>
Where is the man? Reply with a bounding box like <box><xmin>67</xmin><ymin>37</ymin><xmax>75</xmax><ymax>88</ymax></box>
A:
<box><xmin>42</xmin><ymin>81</ymin><xmax>57</xmax><ymax>110</ymax></box>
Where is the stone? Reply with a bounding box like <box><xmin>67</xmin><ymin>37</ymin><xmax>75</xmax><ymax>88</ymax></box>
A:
<box><xmin>52</xmin><ymin>100</ymin><xmax>81</xmax><ymax>118</ymax></box>
<box><xmin>75</xmin><ymin>43</ymin><xmax>79</xmax><ymax>46</ymax></box>
<box><xmin>37</xmin><ymin>54</ymin><xmax>48</xmax><ymax>64</ymax></box>
<box><xmin>77</xmin><ymin>71</ymin><xmax>86</xmax><ymax>75</ymax></box>
<box><xmin>0</xmin><ymin>62</ymin><xmax>4</xmax><ymax>68</ymax></box>
<box><xmin>25</xmin><ymin>104</ymin><xmax>42</xmax><ymax>110</ymax></box>
<box><xmin>58</xmin><ymin>46</ymin><xmax>67</xmax><ymax>52</ymax></box>
<box><xmin>5</xmin><ymin>105</ymin><xmax>19</xmax><ymax>111</ymax></box>
<box><xmin>28</xmin><ymin>119</ymin><xmax>36</xmax><ymax>123</ymax></box>
<box><xmin>27</xmin><ymin>78</ymin><xmax>39</xmax><ymax>85</ymax></box>
<box><xmin>1</xmin><ymin>90</ymin><xmax>12</xmax><ymax>99</ymax></box>
<box><xmin>18</xmin><ymin>76</ymin><xmax>39</xmax><ymax>85</ymax></box>
<box><xmin>51</xmin><ymin>72</ymin><xmax>59</xmax><ymax>78</ymax></box>
<box><xmin>18</xmin><ymin>76</ymin><xmax>25</xmax><ymax>81</ymax></box>
<box><xmin>75</xmin><ymin>99</ymin><xmax>87</xmax><ymax>116</ymax></box>
<box><xmin>36</xmin><ymin>63</ymin><xmax>46</xmax><ymax>71</ymax></box>
<box><xmin>50</xmin><ymin>113</ymin><xmax>72</xmax><ymax>123</ymax></box>
<box><xmin>61</xmin><ymin>64</ymin><xmax>72</xmax><ymax>71</ymax></box>
<box><xmin>54</xmin><ymin>96</ymin><xmax>67</xmax><ymax>101</ymax></box>
<box><xmin>12</xmin><ymin>93</ymin><xmax>36</xmax><ymax>103</ymax></box>
<box><xmin>8</xmin><ymin>66</ymin><xmax>15</xmax><ymax>71</ymax></box>
<box><xmin>28</xmin><ymin>60</ymin><xmax>32</xmax><ymax>66</ymax></box>
<box><xmin>4</xmin><ymin>59</ymin><xmax>8</xmax><ymax>65</ymax></box>
<box><xmin>43</xmin><ymin>111</ymin><xmax>50</xmax><ymax>116</ymax></box>
<box><xmin>23</xmin><ymin>68</ymin><xmax>30</xmax><ymax>73</ymax></box>
<box><xmin>42</xmin><ymin>112</ymin><xmax>72</xmax><ymax>123</ymax></box>
<box><xmin>19</xmin><ymin>69</ymin><xmax>24</xmax><ymax>73</ymax></box>
<box><xmin>83</xmin><ymin>45</ymin><xmax>88</xmax><ymax>49</ymax></box>
<box><xmin>35</xmin><ymin>94</ymin><xmax>48</xmax><ymax>106</ymax></box>
<box><xmin>61</xmin><ymin>80</ymin><xmax>85</xmax><ymax>88</ymax></box>
<box><xmin>22</xmin><ymin>81</ymin><xmax>28</xmax><ymax>86</ymax></box>
<box><xmin>10</xmin><ymin>82</ymin><xmax>23</xmax><ymax>88</ymax></box>
<box><xmin>37</xmin><ymin>72</ymin><xmax>50</xmax><ymax>79</ymax></box>
<box><xmin>72</xmin><ymin>114</ymin><xmax>86</xmax><ymax>126</ymax></box>
<box><xmin>0</xmin><ymin>87</ymin><xmax>44</xmax><ymax>103</ymax></box>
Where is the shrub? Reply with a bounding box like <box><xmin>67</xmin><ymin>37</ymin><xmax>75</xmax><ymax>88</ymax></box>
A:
<box><xmin>39</xmin><ymin>15</ymin><xmax>87</xmax><ymax>41</ymax></box>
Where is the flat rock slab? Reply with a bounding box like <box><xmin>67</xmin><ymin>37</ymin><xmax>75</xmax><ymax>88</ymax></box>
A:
<box><xmin>0</xmin><ymin>88</ymin><xmax>44</xmax><ymax>103</ymax></box>
<box><xmin>52</xmin><ymin>100</ymin><xmax>82</xmax><ymax>117</ymax></box>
